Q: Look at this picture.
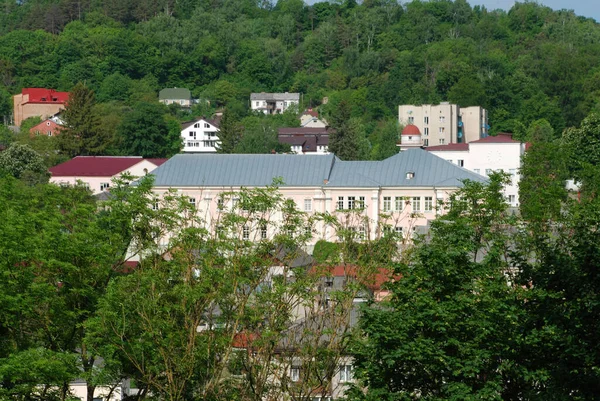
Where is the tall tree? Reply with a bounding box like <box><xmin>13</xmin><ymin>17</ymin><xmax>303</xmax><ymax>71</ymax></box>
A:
<box><xmin>0</xmin><ymin>143</ymin><xmax>49</xmax><ymax>184</ymax></box>
<box><xmin>58</xmin><ymin>82</ymin><xmax>105</xmax><ymax>157</ymax></box>
<box><xmin>216</xmin><ymin>108</ymin><xmax>242</xmax><ymax>154</ymax></box>
<box><xmin>328</xmin><ymin>100</ymin><xmax>368</xmax><ymax>161</ymax></box>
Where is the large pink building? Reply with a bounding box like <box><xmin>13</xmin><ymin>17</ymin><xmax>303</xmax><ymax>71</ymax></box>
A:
<box><xmin>149</xmin><ymin>149</ymin><xmax>486</xmax><ymax>248</ymax></box>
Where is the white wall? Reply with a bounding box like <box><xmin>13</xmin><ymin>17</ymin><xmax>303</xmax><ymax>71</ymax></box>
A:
<box><xmin>181</xmin><ymin>119</ymin><xmax>219</xmax><ymax>153</ymax></box>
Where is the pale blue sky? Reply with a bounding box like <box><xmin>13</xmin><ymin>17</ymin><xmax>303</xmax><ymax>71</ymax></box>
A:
<box><xmin>304</xmin><ymin>0</ymin><xmax>600</xmax><ymax>22</ymax></box>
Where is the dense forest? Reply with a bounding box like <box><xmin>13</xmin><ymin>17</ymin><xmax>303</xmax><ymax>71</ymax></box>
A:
<box><xmin>2</xmin><ymin>0</ymin><xmax>600</xmax><ymax>160</ymax></box>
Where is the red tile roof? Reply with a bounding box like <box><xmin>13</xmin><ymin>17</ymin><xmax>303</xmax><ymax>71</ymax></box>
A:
<box><xmin>22</xmin><ymin>88</ymin><xmax>69</xmax><ymax>104</ymax></box>
<box><xmin>426</xmin><ymin>143</ymin><xmax>470</xmax><ymax>152</ymax></box>
<box><xmin>470</xmin><ymin>133</ymin><xmax>520</xmax><ymax>144</ymax></box>
<box><xmin>49</xmin><ymin>156</ymin><xmax>154</xmax><ymax>177</ymax></box>
<box><xmin>401</xmin><ymin>124</ymin><xmax>421</xmax><ymax>136</ymax></box>
<box><xmin>311</xmin><ymin>265</ymin><xmax>399</xmax><ymax>291</ymax></box>
<box><xmin>303</xmin><ymin>108</ymin><xmax>319</xmax><ymax>118</ymax></box>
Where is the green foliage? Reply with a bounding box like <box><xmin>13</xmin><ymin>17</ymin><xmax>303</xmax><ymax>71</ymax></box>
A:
<box><xmin>328</xmin><ymin>100</ymin><xmax>369</xmax><ymax>160</ymax></box>
<box><xmin>19</xmin><ymin>116</ymin><xmax>42</xmax><ymax>133</ymax></box>
<box><xmin>118</xmin><ymin>101</ymin><xmax>181</xmax><ymax>158</ymax></box>
<box><xmin>0</xmin><ymin>143</ymin><xmax>49</xmax><ymax>184</ymax></box>
<box><xmin>216</xmin><ymin>108</ymin><xmax>243</xmax><ymax>154</ymax></box>
<box><xmin>562</xmin><ymin>112</ymin><xmax>600</xmax><ymax>180</ymax></box>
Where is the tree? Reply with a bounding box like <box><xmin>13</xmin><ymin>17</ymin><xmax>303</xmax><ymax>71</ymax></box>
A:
<box><xmin>328</xmin><ymin>100</ymin><xmax>368</xmax><ymax>160</ymax></box>
<box><xmin>562</xmin><ymin>112</ymin><xmax>600</xmax><ymax>181</ymax></box>
<box><xmin>0</xmin><ymin>143</ymin><xmax>49</xmax><ymax>184</ymax></box>
<box><xmin>369</xmin><ymin>119</ymin><xmax>399</xmax><ymax>160</ymax></box>
<box><xmin>348</xmin><ymin>174</ymin><xmax>534</xmax><ymax>400</ymax></box>
<box><xmin>58</xmin><ymin>82</ymin><xmax>106</xmax><ymax>157</ymax></box>
<box><xmin>216</xmin><ymin>108</ymin><xmax>242</xmax><ymax>154</ymax></box>
<box><xmin>118</xmin><ymin>102</ymin><xmax>181</xmax><ymax>158</ymax></box>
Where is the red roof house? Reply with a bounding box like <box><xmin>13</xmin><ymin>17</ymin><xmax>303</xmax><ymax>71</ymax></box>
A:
<box><xmin>29</xmin><ymin>119</ymin><xmax>62</xmax><ymax>137</ymax></box>
<box><xmin>13</xmin><ymin>88</ymin><xmax>69</xmax><ymax>127</ymax></box>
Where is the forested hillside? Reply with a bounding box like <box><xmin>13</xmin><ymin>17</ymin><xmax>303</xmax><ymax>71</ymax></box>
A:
<box><xmin>1</xmin><ymin>0</ymin><xmax>600</xmax><ymax>158</ymax></box>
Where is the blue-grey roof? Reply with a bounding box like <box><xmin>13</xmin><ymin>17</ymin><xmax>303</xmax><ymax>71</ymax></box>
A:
<box><xmin>327</xmin><ymin>148</ymin><xmax>487</xmax><ymax>187</ymax></box>
<box><xmin>151</xmin><ymin>149</ymin><xmax>486</xmax><ymax>188</ymax></box>
<box><xmin>151</xmin><ymin>153</ymin><xmax>336</xmax><ymax>187</ymax></box>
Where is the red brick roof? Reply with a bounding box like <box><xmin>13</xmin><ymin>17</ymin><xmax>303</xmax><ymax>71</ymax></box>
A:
<box><xmin>22</xmin><ymin>88</ymin><xmax>69</xmax><ymax>104</ymax></box>
<box><xmin>426</xmin><ymin>143</ymin><xmax>470</xmax><ymax>152</ymax></box>
<box><xmin>470</xmin><ymin>133</ymin><xmax>520</xmax><ymax>144</ymax></box>
<box><xmin>303</xmin><ymin>108</ymin><xmax>319</xmax><ymax>117</ymax></box>
<box><xmin>49</xmin><ymin>156</ymin><xmax>160</xmax><ymax>177</ymax></box>
<box><xmin>402</xmin><ymin>124</ymin><xmax>421</xmax><ymax>136</ymax></box>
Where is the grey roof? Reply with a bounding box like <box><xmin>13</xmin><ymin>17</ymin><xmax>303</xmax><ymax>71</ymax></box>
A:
<box><xmin>151</xmin><ymin>148</ymin><xmax>486</xmax><ymax>188</ymax></box>
<box><xmin>159</xmin><ymin>87</ymin><xmax>191</xmax><ymax>100</ymax></box>
<box><xmin>151</xmin><ymin>153</ymin><xmax>336</xmax><ymax>187</ymax></box>
<box><xmin>250</xmin><ymin>92</ymin><xmax>300</xmax><ymax>101</ymax></box>
<box><xmin>326</xmin><ymin>148</ymin><xmax>487</xmax><ymax>187</ymax></box>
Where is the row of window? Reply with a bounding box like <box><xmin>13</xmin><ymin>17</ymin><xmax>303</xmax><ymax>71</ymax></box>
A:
<box><xmin>186</xmin><ymin>141</ymin><xmax>217</xmax><ymax>148</ymax></box>
<box><xmin>336</xmin><ymin>196</ymin><xmax>365</xmax><ymax>210</ymax></box>
<box><xmin>382</xmin><ymin>196</ymin><xmax>434</xmax><ymax>213</ymax></box>
<box><xmin>188</xmin><ymin>130</ymin><xmax>217</xmax><ymax>138</ymax></box>
<box><xmin>290</xmin><ymin>364</ymin><xmax>352</xmax><ymax>383</ymax></box>
<box><xmin>407</xmin><ymin>116</ymin><xmax>444</xmax><ymax>124</ymax></box>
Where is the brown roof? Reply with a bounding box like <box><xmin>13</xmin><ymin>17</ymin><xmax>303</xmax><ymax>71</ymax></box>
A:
<box><xmin>402</xmin><ymin>124</ymin><xmax>421</xmax><ymax>136</ymax></box>
<box><xmin>278</xmin><ymin>127</ymin><xmax>330</xmax><ymax>135</ymax></box>
<box><xmin>426</xmin><ymin>143</ymin><xmax>470</xmax><ymax>152</ymax></box>
<box><xmin>470</xmin><ymin>133</ymin><xmax>519</xmax><ymax>144</ymax></box>
<box><xmin>49</xmin><ymin>156</ymin><xmax>163</xmax><ymax>177</ymax></box>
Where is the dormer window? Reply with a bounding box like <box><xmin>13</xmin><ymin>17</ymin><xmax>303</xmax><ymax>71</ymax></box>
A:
<box><xmin>41</xmin><ymin>97</ymin><xmax>46</xmax><ymax>101</ymax></box>
<box><xmin>406</xmin><ymin>172</ymin><xmax>415</xmax><ymax>180</ymax></box>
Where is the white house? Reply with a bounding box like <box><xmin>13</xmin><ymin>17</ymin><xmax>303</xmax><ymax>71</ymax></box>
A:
<box><xmin>427</xmin><ymin>133</ymin><xmax>526</xmax><ymax>207</ymax></box>
<box><xmin>49</xmin><ymin>156</ymin><xmax>167</xmax><ymax>195</ymax></box>
<box><xmin>181</xmin><ymin>117</ymin><xmax>220</xmax><ymax>153</ymax></box>
<box><xmin>251</xmin><ymin>93</ymin><xmax>300</xmax><ymax>115</ymax></box>
<box><xmin>300</xmin><ymin>109</ymin><xmax>327</xmax><ymax>128</ymax></box>
<box><xmin>159</xmin><ymin>88</ymin><xmax>192</xmax><ymax>108</ymax></box>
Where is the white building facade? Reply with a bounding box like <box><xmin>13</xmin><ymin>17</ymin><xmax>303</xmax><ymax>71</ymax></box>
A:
<box><xmin>251</xmin><ymin>93</ymin><xmax>300</xmax><ymax>115</ymax></box>
<box><xmin>427</xmin><ymin>134</ymin><xmax>526</xmax><ymax>207</ymax></box>
<box><xmin>398</xmin><ymin>103</ymin><xmax>489</xmax><ymax>146</ymax></box>
<box><xmin>181</xmin><ymin>118</ymin><xmax>220</xmax><ymax>153</ymax></box>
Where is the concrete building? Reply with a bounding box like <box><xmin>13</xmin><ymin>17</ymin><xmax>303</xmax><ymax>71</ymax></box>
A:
<box><xmin>398</xmin><ymin>103</ymin><xmax>489</xmax><ymax>146</ymax></box>
<box><xmin>251</xmin><ymin>93</ymin><xmax>300</xmax><ymax>115</ymax></box>
<box><xmin>13</xmin><ymin>88</ymin><xmax>69</xmax><ymax>127</ymax></box>
<box><xmin>427</xmin><ymin>133</ymin><xmax>525</xmax><ymax>207</ymax></box>
<box><xmin>181</xmin><ymin>117</ymin><xmax>220</xmax><ymax>153</ymax></box>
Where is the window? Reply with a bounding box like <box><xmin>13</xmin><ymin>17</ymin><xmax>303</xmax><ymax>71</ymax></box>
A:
<box><xmin>424</xmin><ymin>196</ymin><xmax>433</xmax><ymax>212</ymax></box>
<box><xmin>395</xmin><ymin>226</ymin><xmax>403</xmax><ymax>236</ymax></box>
<box><xmin>152</xmin><ymin>201</ymin><xmax>159</xmax><ymax>211</ymax></box>
<box><xmin>188</xmin><ymin>197</ymin><xmax>196</xmax><ymax>207</ymax></box>
<box><xmin>255</xmin><ymin>101</ymin><xmax>260</xmax><ymax>107</ymax></box>
<box><xmin>508</xmin><ymin>194</ymin><xmax>516</xmax><ymax>205</ymax></box>
<box><xmin>412</xmin><ymin>196</ymin><xmax>421</xmax><ymax>212</ymax></box>
<box><xmin>290</xmin><ymin>366</ymin><xmax>300</xmax><ymax>382</ymax></box>
<box><xmin>424</xmin><ymin>127</ymin><xmax>429</xmax><ymax>136</ymax></box>
<box><xmin>348</xmin><ymin>196</ymin><xmax>356</xmax><ymax>209</ymax></box>
<box><xmin>423</xmin><ymin>139</ymin><xmax>429</xmax><ymax>146</ymax></box>
<box><xmin>408</xmin><ymin>116</ymin><xmax>414</xmax><ymax>123</ymax></box>
<box><xmin>439</xmin><ymin>116</ymin><xmax>445</xmax><ymax>123</ymax></box>
<box><xmin>358</xmin><ymin>196</ymin><xmax>365</xmax><ymax>208</ymax></box>
<box><xmin>439</xmin><ymin>138</ymin><xmax>446</xmax><ymax>145</ymax></box>
<box><xmin>395</xmin><ymin>196</ymin><xmax>403</xmax><ymax>211</ymax></box>
<box><xmin>261</xmin><ymin>224</ymin><xmax>267</xmax><ymax>239</ymax></box>
<box><xmin>439</xmin><ymin>127</ymin><xmax>445</xmax><ymax>134</ymax></box>
<box><xmin>339</xmin><ymin>365</ymin><xmax>353</xmax><ymax>382</ymax></box>
<box><xmin>243</xmin><ymin>226</ymin><xmax>250</xmax><ymax>240</ymax></box>
<box><xmin>358</xmin><ymin>225</ymin><xmax>366</xmax><ymax>240</ymax></box>
<box><xmin>424</xmin><ymin>116</ymin><xmax>429</xmax><ymax>124</ymax></box>
<box><xmin>509</xmin><ymin>168</ymin><xmax>517</xmax><ymax>181</ymax></box>
<box><xmin>305</xmin><ymin>225</ymin><xmax>312</xmax><ymax>236</ymax></box>
<box><xmin>217</xmin><ymin>198</ymin><xmax>224</xmax><ymax>210</ymax></box>
<box><xmin>458</xmin><ymin>159</ymin><xmax>464</xmax><ymax>167</ymax></box>
<box><xmin>383</xmin><ymin>226</ymin><xmax>392</xmax><ymax>236</ymax></box>
<box><xmin>204</xmin><ymin>123</ymin><xmax>210</xmax><ymax>128</ymax></box>
<box><xmin>189</xmin><ymin>131</ymin><xmax>196</xmax><ymax>138</ymax></box>
<box><xmin>383</xmin><ymin>196</ymin><xmax>391</xmax><ymax>212</ymax></box>
<box><xmin>194</xmin><ymin>123</ymin><xmax>200</xmax><ymax>128</ymax></box>
<box><xmin>304</xmin><ymin>198</ymin><xmax>312</xmax><ymax>212</ymax></box>
<box><xmin>337</xmin><ymin>196</ymin><xmax>344</xmax><ymax>210</ymax></box>
<box><xmin>474</xmin><ymin>168</ymin><xmax>481</xmax><ymax>175</ymax></box>
<box><xmin>100</xmin><ymin>182</ymin><xmax>110</xmax><ymax>191</ymax></box>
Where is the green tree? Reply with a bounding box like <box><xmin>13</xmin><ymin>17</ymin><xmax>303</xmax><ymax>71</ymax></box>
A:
<box><xmin>216</xmin><ymin>108</ymin><xmax>242</xmax><ymax>154</ymax></box>
<box><xmin>328</xmin><ymin>100</ymin><xmax>368</xmax><ymax>160</ymax></box>
<box><xmin>0</xmin><ymin>143</ymin><xmax>49</xmax><ymax>184</ymax></box>
<box><xmin>58</xmin><ymin>82</ymin><xmax>106</xmax><ymax>157</ymax></box>
<box><xmin>369</xmin><ymin>119</ymin><xmax>399</xmax><ymax>160</ymax></box>
<box><xmin>562</xmin><ymin>112</ymin><xmax>600</xmax><ymax>181</ymax></box>
<box><xmin>118</xmin><ymin>102</ymin><xmax>181</xmax><ymax>158</ymax></box>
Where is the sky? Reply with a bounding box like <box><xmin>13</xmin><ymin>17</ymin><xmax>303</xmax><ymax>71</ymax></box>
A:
<box><xmin>304</xmin><ymin>0</ymin><xmax>600</xmax><ymax>22</ymax></box>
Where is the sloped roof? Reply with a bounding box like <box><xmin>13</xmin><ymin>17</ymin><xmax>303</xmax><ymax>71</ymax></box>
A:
<box><xmin>470</xmin><ymin>133</ymin><xmax>519</xmax><ymax>144</ymax></box>
<box><xmin>150</xmin><ymin>149</ymin><xmax>485</xmax><ymax>189</ymax></box>
<box><xmin>327</xmin><ymin>148</ymin><xmax>486</xmax><ymax>187</ymax></box>
<box><xmin>159</xmin><ymin>87</ymin><xmax>191</xmax><ymax>100</ymax></box>
<box><xmin>181</xmin><ymin>117</ymin><xmax>220</xmax><ymax>131</ymax></box>
<box><xmin>21</xmin><ymin>88</ymin><xmax>69</xmax><ymax>104</ymax></box>
<box><xmin>278</xmin><ymin>127</ymin><xmax>330</xmax><ymax>135</ymax></box>
<box><xmin>50</xmin><ymin>156</ymin><xmax>159</xmax><ymax>177</ymax></box>
<box><xmin>151</xmin><ymin>154</ymin><xmax>336</xmax><ymax>187</ymax></box>
<box><xmin>426</xmin><ymin>143</ymin><xmax>470</xmax><ymax>152</ymax></box>
<box><xmin>250</xmin><ymin>92</ymin><xmax>300</xmax><ymax>101</ymax></box>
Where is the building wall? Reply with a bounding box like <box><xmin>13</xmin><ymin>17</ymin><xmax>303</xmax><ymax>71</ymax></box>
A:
<box><xmin>251</xmin><ymin>99</ymin><xmax>299</xmax><ymax>115</ymax></box>
<box><xmin>429</xmin><ymin>143</ymin><xmax>523</xmax><ymax>206</ymax></box>
<box><xmin>160</xmin><ymin>98</ymin><xmax>192</xmax><ymax>107</ymax></box>
<box><xmin>13</xmin><ymin>93</ymin><xmax>65</xmax><ymax>127</ymax></box>
<box><xmin>181</xmin><ymin>120</ymin><xmax>219</xmax><ymax>153</ymax></box>
<box><xmin>399</xmin><ymin>103</ymin><xmax>488</xmax><ymax>147</ymax></box>
<box><xmin>50</xmin><ymin>160</ymin><xmax>161</xmax><ymax>194</ymax></box>
<box><xmin>29</xmin><ymin>119</ymin><xmax>62</xmax><ymax>137</ymax></box>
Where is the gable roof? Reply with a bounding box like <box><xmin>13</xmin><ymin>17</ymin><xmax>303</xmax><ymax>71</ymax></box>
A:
<box><xmin>151</xmin><ymin>154</ymin><xmax>336</xmax><ymax>187</ymax></box>
<box><xmin>159</xmin><ymin>88</ymin><xmax>191</xmax><ymax>100</ymax></box>
<box><xmin>50</xmin><ymin>156</ymin><xmax>158</xmax><ymax>177</ymax></box>
<box><xmin>21</xmin><ymin>88</ymin><xmax>69</xmax><ymax>104</ymax></box>
<box><xmin>181</xmin><ymin>117</ymin><xmax>220</xmax><ymax>131</ymax></box>
<box><xmin>426</xmin><ymin>143</ymin><xmax>470</xmax><ymax>152</ymax></box>
<box><xmin>250</xmin><ymin>92</ymin><xmax>300</xmax><ymax>101</ymax></box>
<box><xmin>470</xmin><ymin>133</ymin><xmax>520</xmax><ymax>144</ymax></box>
<box><xmin>278</xmin><ymin>127</ymin><xmax>330</xmax><ymax>136</ymax></box>
<box><xmin>150</xmin><ymin>149</ymin><xmax>486</xmax><ymax>189</ymax></box>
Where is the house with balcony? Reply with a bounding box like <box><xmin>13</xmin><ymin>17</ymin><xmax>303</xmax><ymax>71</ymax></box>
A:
<box><xmin>251</xmin><ymin>93</ymin><xmax>300</xmax><ymax>115</ymax></box>
<box><xmin>181</xmin><ymin>117</ymin><xmax>221</xmax><ymax>153</ymax></box>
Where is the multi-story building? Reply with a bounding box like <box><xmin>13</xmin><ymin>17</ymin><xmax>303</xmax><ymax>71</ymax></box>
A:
<box><xmin>251</xmin><ymin>92</ymin><xmax>300</xmax><ymax>115</ymax></box>
<box><xmin>13</xmin><ymin>88</ymin><xmax>69</xmax><ymax>127</ymax></box>
<box><xmin>427</xmin><ymin>133</ymin><xmax>526</xmax><ymax>207</ymax></box>
<box><xmin>180</xmin><ymin>117</ymin><xmax>220</xmax><ymax>153</ymax></box>
<box><xmin>149</xmin><ymin>149</ymin><xmax>486</xmax><ymax>249</ymax></box>
<box><xmin>398</xmin><ymin>103</ymin><xmax>488</xmax><ymax>146</ymax></box>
